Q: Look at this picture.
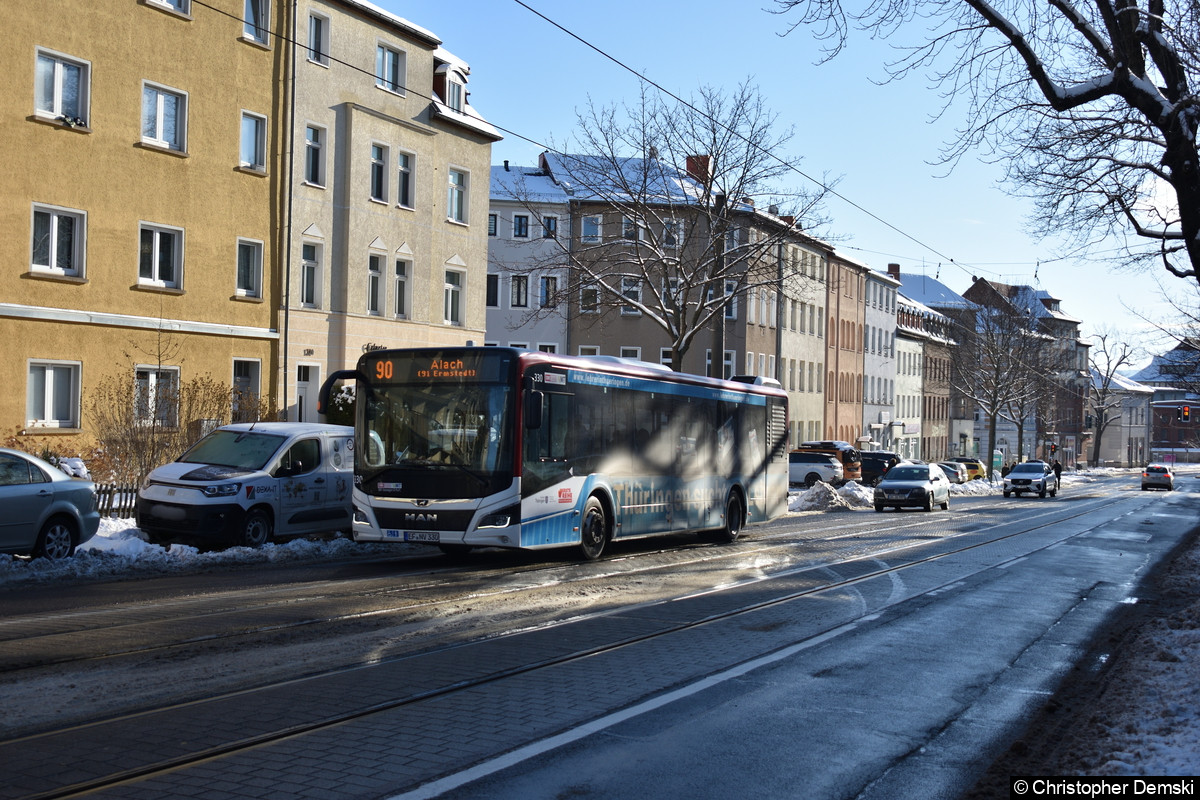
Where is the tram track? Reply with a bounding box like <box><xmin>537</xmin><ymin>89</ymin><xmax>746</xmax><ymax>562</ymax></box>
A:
<box><xmin>0</xmin><ymin>487</ymin><xmax>1149</xmax><ymax>800</ymax></box>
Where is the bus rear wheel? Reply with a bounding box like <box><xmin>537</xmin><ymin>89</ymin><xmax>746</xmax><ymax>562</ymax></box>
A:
<box><xmin>578</xmin><ymin>496</ymin><xmax>609</xmax><ymax>561</ymax></box>
<box><xmin>716</xmin><ymin>492</ymin><xmax>743</xmax><ymax>543</ymax></box>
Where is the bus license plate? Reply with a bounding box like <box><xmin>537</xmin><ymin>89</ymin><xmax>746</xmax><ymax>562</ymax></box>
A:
<box><xmin>403</xmin><ymin>531</ymin><xmax>440</xmax><ymax>543</ymax></box>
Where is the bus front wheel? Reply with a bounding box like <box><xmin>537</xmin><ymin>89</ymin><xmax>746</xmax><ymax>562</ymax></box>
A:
<box><xmin>716</xmin><ymin>492</ymin><xmax>743</xmax><ymax>543</ymax></box>
<box><xmin>578</xmin><ymin>496</ymin><xmax>609</xmax><ymax>561</ymax></box>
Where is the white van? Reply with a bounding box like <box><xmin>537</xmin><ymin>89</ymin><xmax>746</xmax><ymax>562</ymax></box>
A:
<box><xmin>136</xmin><ymin>422</ymin><xmax>354</xmax><ymax>547</ymax></box>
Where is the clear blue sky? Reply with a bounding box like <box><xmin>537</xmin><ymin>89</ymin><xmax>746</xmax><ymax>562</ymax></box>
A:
<box><xmin>379</xmin><ymin>0</ymin><xmax>1180</xmax><ymax>360</ymax></box>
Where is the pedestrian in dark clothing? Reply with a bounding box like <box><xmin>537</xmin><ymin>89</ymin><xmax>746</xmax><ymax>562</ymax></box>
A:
<box><xmin>1001</xmin><ymin>462</ymin><xmax>1011</xmax><ymax>477</ymax></box>
<box><xmin>1052</xmin><ymin>459</ymin><xmax>1063</xmax><ymax>489</ymax></box>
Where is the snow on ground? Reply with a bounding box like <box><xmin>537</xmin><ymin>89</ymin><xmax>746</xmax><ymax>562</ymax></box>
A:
<box><xmin>2</xmin><ymin>466</ymin><xmax>1196</xmax><ymax>776</ymax></box>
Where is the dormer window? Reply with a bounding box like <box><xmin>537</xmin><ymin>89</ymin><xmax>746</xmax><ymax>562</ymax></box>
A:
<box><xmin>447</xmin><ymin>80</ymin><xmax>463</xmax><ymax>112</ymax></box>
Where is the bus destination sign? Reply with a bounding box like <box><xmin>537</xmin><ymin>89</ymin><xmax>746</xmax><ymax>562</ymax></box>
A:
<box><xmin>365</xmin><ymin>350</ymin><xmax>506</xmax><ymax>383</ymax></box>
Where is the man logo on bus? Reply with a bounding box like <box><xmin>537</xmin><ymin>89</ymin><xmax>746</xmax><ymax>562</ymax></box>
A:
<box><xmin>558</xmin><ymin>488</ymin><xmax>573</xmax><ymax>504</ymax></box>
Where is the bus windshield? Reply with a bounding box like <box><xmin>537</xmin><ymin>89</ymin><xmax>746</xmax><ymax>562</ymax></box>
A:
<box><xmin>359</xmin><ymin>379</ymin><xmax>515</xmax><ymax>496</ymax></box>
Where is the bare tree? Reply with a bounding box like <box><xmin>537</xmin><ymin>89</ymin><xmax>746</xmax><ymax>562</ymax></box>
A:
<box><xmin>1087</xmin><ymin>331</ymin><xmax>1141</xmax><ymax>464</ymax></box>
<box><xmin>497</xmin><ymin>83</ymin><xmax>835</xmax><ymax>371</ymax></box>
<box><xmin>774</xmin><ymin>0</ymin><xmax>1200</xmax><ymax>284</ymax></box>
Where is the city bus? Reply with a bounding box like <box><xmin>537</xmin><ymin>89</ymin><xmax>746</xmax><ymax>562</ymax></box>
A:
<box><xmin>318</xmin><ymin>347</ymin><xmax>788</xmax><ymax>560</ymax></box>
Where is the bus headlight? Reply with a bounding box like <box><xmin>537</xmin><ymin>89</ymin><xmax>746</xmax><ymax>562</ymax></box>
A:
<box><xmin>477</xmin><ymin>504</ymin><xmax>519</xmax><ymax>529</ymax></box>
<box><xmin>353</xmin><ymin>505</ymin><xmax>371</xmax><ymax>524</ymax></box>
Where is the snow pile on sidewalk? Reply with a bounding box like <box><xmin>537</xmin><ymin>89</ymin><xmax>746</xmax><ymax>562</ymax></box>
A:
<box><xmin>788</xmin><ymin>480</ymin><xmax>874</xmax><ymax>512</ymax></box>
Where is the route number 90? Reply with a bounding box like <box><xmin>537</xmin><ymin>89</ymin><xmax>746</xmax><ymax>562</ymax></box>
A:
<box><xmin>374</xmin><ymin>360</ymin><xmax>394</xmax><ymax>379</ymax></box>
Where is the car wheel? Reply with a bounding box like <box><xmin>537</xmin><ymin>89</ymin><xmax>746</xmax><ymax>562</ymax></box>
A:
<box><xmin>940</xmin><ymin>494</ymin><xmax>950</xmax><ymax>511</ymax></box>
<box><xmin>1038</xmin><ymin>488</ymin><xmax>1047</xmax><ymax>498</ymax></box>
<box><xmin>1003</xmin><ymin>490</ymin><xmax>1011</xmax><ymax>498</ymax></box>
<box><xmin>805</xmin><ymin>472</ymin><xmax>821</xmax><ymax>487</ymax></box>
<box><xmin>34</xmin><ymin>517</ymin><xmax>77</xmax><ymax>560</ymax></box>
<box><xmin>874</xmin><ymin>504</ymin><xmax>884</xmax><ymax>512</ymax></box>
<box><xmin>924</xmin><ymin>494</ymin><xmax>934</xmax><ymax>512</ymax></box>
<box><xmin>578</xmin><ymin>495</ymin><xmax>609</xmax><ymax>560</ymax></box>
<box><xmin>239</xmin><ymin>508</ymin><xmax>273</xmax><ymax>548</ymax></box>
<box><xmin>715</xmin><ymin>491</ymin><xmax>744</xmax><ymax>544</ymax></box>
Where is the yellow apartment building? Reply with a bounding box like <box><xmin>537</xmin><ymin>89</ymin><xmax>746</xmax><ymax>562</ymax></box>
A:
<box><xmin>2</xmin><ymin>0</ymin><xmax>284</xmax><ymax>455</ymax></box>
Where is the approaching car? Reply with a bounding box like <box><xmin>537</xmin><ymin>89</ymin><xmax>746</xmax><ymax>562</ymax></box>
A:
<box><xmin>0</xmin><ymin>448</ymin><xmax>100</xmax><ymax>560</ymax></box>
<box><xmin>788</xmin><ymin>451</ymin><xmax>844</xmax><ymax>486</ymax></box>
<box><xmin>1003</xmin><ymin>460</ymin><xmax>1057</xmax><ymax>498</ymax></box>
<box><xmin>937</xmin><ymin>462</ymin><xmax>968</xmax><ymax>484</ymax></box>
<box><xmin>1141</xmin><ymin>464</ymin><xmax>1174</xmax><ymax>491</ymax></box>
<box><xmin>137</xmin><ymin>422</ymin><xmax>354</xmax><ymax>548</ymax></box>
<box><xmin>873</xmin><ymin>463</ymin><xmax>951</xmax><ymax>512</ymax></box>
<box><xmin>860</xmin><ymin>450</ymin><xmax>901</xmax><ymax>486</ymax></box>
<box><xmin>951</xmin><ymin>457</ymin><xmax>987</xmax><ymax>480</ymax></box>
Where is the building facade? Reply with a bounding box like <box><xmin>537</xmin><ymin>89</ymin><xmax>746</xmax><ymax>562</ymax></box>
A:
<box><xmin>862</xmin><ymin>270</ymin><xmax>899</xmax><ymax>449</ymax></box>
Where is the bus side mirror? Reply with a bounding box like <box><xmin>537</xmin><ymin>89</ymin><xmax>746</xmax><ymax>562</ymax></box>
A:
<box><xmin>524</xmin><ymin>390</ymin><xmax>543</xmax><ymax>429</ymax></box>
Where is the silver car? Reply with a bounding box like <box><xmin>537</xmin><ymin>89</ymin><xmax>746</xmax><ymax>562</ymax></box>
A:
<box><xmin>0</xmin><ymin>448</ymin><xmax>100</xmax><ymax>559</ymax></box>
<box><xmin>937</xmin><ymin>461</ymin><xmax>968</xmax><ymax>484</ymax></box>
<box><xmin>1003</xmin><ymin>460</ymin><xmax>1057</xmax><ymax>498</ymax></box>
<box><xmin>873</xmin><ymin>463</ymin><xmax>951</xmax><ymax>512</ymax></box>
<box><xmin>1141</xmin><ymin>464</ymin><xmax>1174</xmax><ymax>491</ymax></box>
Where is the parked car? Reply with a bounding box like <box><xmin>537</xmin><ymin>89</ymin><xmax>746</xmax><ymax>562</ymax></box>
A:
<box><xmin>1002</xmin><ymin>460</ymin><xmax>1057</xmax><ymax>498</ymax></box>
<box><xmin>0</xmin><ymin>448</ymin><xmax>100</xmax><ymax>560</ymax></box>
<box><xmin>1141</xmin><ymin>464</ymin><xmax>1174</xmax><ymax>491</ymax></box>
<box><xmin>873</xmin><ymin>463</ymin><xmax>951</xmax><ymax>512</ymax></box>
<box><xmin>137</xmin><ymin>423</ymin><xmax>354</xmax><ymax>548</ymax></box>
<box><xmin>860</xmin><ymin>450</ymin><xmax>901</xmax><ymax>486</ymax></box>
<box><xmin>951</xmin><ymin>457</ymin><xmax>987</xmax><ymax>480</ymax></box>
<box><xmin>937</xmin><ymin>461</ymin><xmax>969</xmax><ymax>484</ymax></box>
<box><xmin>788</xmin><ymin>451</ymin><xmax>844</xmax><ymax>486</ymax></box>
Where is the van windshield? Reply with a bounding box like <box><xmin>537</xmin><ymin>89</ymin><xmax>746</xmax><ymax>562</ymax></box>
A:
<box><xmin>179</xmin><ymin>430</ymin><xmax>287</xmax><ymax>471</ymax></box>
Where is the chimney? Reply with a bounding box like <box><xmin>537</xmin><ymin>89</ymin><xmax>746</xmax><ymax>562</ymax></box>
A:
<box><xmin>504</xmin><ymin>160</ymin><xmax>510</xmax><ymax>171</ymax></box>
<box><xmin>686</xmin><ymin>155</ymin><xmax>711</xmax><ymax>185</ymax></box>
<box><xmin>887</xmin><ymin>263</ymin><xmax>901</xmax><ymax>280</ymax></box>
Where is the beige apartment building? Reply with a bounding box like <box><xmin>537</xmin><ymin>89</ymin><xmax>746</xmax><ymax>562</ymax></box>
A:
<box><xmin>2</xmin><ymin>0</ymin><xmax>284</xmax><ymax>450</ymax></box>
<box><xmin>284</xmin><ymin>0</ymin><xmax>499</xmax><ymax>420</ymax></box>
<box><xmin>825</xmin><ymin>253</ymin><xmax>869</xmax><ymax>442</ymax></box>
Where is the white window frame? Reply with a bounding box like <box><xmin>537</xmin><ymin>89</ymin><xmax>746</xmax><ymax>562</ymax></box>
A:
<box><xmin>620</xmin><ymin>347</ymin><xmax>641</xmax><ymax>360</ymax></box>
<box><xmin>542</xmin><ymin>215</ymin><xmax>558</xmax><ymax>239</ymax></box>
<box><xmin>31</xmin><ymin>203</ymin><xmax>86</xmax><ymax>277</ymax></box>
<box><xmin>236</xmin><ymin>238</ymin><xmax>263</xmax><ymax>298</ymax></box>
<box><xmin>375</xmin><ymin>43</ymin><xmax>405</xmax><ymax>94</ymax></box>
<box><xmin>396</xmin><ymin>151</ymin><xmax>414</xmax><ymax>208</ymax></box>
<box><xmin>578</xmin><ymin>346</ymin><xmax>600</xmax><ymax>357</ymax></box>
<box><xmin>621</xmin><ymin>277</ymin><xmax>642</xmax><ymax>315</ymax></box>
<box><xmin>304</xmin><ymin>124</ymin><xmax>324</xmax><ymax>186</ymax></box>
<box><xmin>239</xmin><ymin>111</ymin><xmax>266</xmax><ymax>171</ymax></box>
<box><xmin>580</xmin><ymin>283</ymin><xmax>600</xmax><ymax>314</ymax></box>
<box><xmin>394</xmin><ymin>258</ymin><xmax>409</xmax><ymax>318</ymax></box>
<box><xmin>444</xmin><ymin>269</ymin><xmax>464</xmax><ymax>325</ymax></box>
<box><xmin>243</xmin><ymin>0</ymin><xmax>269</xmax><ymax>44</ymax></box>
<box><xmin>26</xmin><ymin>360</ymin><xmax>81</xmax><ymax>428</ymax></box>
<box><xmin>138</xmin><ymin>222</ymin><xmax>184</xmax><ymax>288</ymax></box>
<box><xmin>446</xmin><ymin>79</ymin><xmax>464</xmax><ymax>112</ymax></box>
<box><xmin>300</xmin><ymin>241</ymin><xmax>321</xmax><ymax>307</ymax></box>
<box><xmin>370</xmin><ymin>143</ymin><xmax>388</xmax><ymax>202</ymax></box>
<box><xmin>513</xmin><ymin>214</ymin><xmax>529</xmax><ymax>238</ymax></box>
<box><xmin>135</xmin><ymin>366</ymin><xmax>180</xmax><ymax>427</ymax></box>
<box><xmin>367</xmin><ymin>252</ymin><xmax>384</xmax><ymax>315</ymax></box>
<box><xmin>232</xmin><ymin>359</ymin><xmax>262</xmax><ymax>422</ymax></box>
<box><xmin>141</xmin><ymin>82</ymin><xmax>187</xmax><ymax>152</ymax></box>
<box><xmin>35</xmin><ymin>49</ymin><xmax>90</xmax><ymax>126</ymax></box>
<box><xmin>660</xmin><ymin>349</ymin><xmax>672</xmax><ymax>367</ymax></box>
<box><xmin>447</xmin><ymin>167</ymin><xmax>468</xmax><ymax>224</ymax></box>
<box><xmin>148</xmin><ymin>0</ymin><xmax>191</xmax><ymax>13</ymax></box>
<box><xmin>581</xmin><ymin>215</ymin><xmax>602</xmax><ymax>243</ymax></box>
<box><xmin>307</xmin><ymin>12</ymin><xmax>329</xmax><ymax>65</ymax></box>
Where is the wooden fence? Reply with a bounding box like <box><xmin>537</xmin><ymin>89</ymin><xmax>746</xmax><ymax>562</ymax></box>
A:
<box><xmin>95</xmin><ymin>484</ymin><xmax>138</xmax><ymax>518</ymax></box>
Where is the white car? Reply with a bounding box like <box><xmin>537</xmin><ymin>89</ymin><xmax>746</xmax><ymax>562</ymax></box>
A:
<box><xmin>788</xmin><ymin>451</ymin><xmax>844</xmax><ymax>486</ymax></box>
<box><xmin>1003</xmin><ymin>460</ymin><xmax>1057</xmax><ymax>498</ymax></box>
<box><xmin>137</xmin><ymin>422</ymin><xmax>354</xmax><ymax>548</ymax></box>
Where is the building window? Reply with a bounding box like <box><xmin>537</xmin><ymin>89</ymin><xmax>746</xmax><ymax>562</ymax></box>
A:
<box><xmin>27</xmin><ymin>361</ymin><xmax>80</xmax><ymax>428</ymax></box>
<box><xmin>486</xmin><ymin>274</ymin><xmax>499</xmax><ymax>307</ymax></box>
<box><xmin>397</xmin><ymin>152</ymin><xmax>413</xmax><ymax>208</ymax></box>
<box><xmin>660</xmin><ymin>349</ymin><xmax>672</xmax><ymax>367</ymax></box>
<box><xmin>543</xmin><ymin>216</ymin><xmax>558</xmax><ymax>239</ymax></box>
<box><xmin>510</xmin><ymin>275</ymin><xmax>528</xmax><ymax>308</ymax></box>
<box><xmin>581</xmin><ymin>215</ymin><xmax>601</xmax><ymax>243</ymax></box>
<box><xmin>304</xmin><ymin>125</ymin><xmax>324</xmax><ymax>185</ymax></box>
<box><xmin>620</xmin><ymin>347</ymin><xmax>641</xmax><ymax>360</ymax></box>
<box><xmin>239</xmin><ymin>112</ymin><xmax>266</xmax><ymax>171</ymax></box>
<box><xmin>580</xmin><ymin>283</ymin><xmax>600</xmax><ymax>314</ymax></box>
<box><xmin>135</xmin><ymin>367</ymin><xmax>179</xmax><ymax>426</ymax></box>
<box><xmin>31</xmin><ymin>204</ymin><xmax>85</xmax><ymax>276</ymax></box>
<box><xmin>446</xmin><ymin>80</ymin><xmax>463</xmax><ymax>111</ymax></box>
<box><xmin>141</xmin><ymin>83</ymin><xmax>186</xmax><ymax>151</ymax></box>
<box><xmin>149</xmin><ymin>0</ymin><xmax>190</xmax><ymax>12</ymax></box>
<box><xmin>236</xmin><ymin>239</ymin><xmax>262</xmax><ymax>297</ymax></box>
<box><xmin>622</xmin><ymin>216</ymin><xmax>645</xmax><ymax>241</ymax></box>
<box><xmin>375</xmin><ymin>44</ymin><xmax>405</xmax><ymax>93</ymax></box>
<box><xmin>394</xmin><ymin>259</ymin><xmax>409</xmax><ymax>318</ymax></box>
<box><xmin>663</xmin><ymin>219</ymin><xmax>681</xmax><ymax>249</ymax></box>
<box><xmin>367</xmin><ymin>253</ymin><xmax>383</xmax><ymax>314</ymax></box>
<box><xmin>35</xmin><ymin>50</ymin><xmax>89</xmax><ymax>126</ymax></box>
<box><xmin>488</xmin><ymin>214</ymin><xmax>497</xmax><ymax>237</ymax></box>
<box><xmin>539</xmin><ymin>276</ymin><xmax>558</xmax><ymax>308</ymax></box>
<box><xmin>579</xmin><ymin>346</ymin><xmax>599</xmax><ymax>357</ymax></box>
<box><xmin>307</xmin><ymin>13</ymin><xmax>328</xmax><ymax>65</ymax></box>
<box><xmin>139</xmin><ymin>223</ymin><xmax>183</xmax><ymax>288</ymax></box>
<box><xmin>243</xmin><ymin>0</ymin><xmax>268</xmax><ymax>43</ymax></box>
<box><xmin>370</xmin><ymin>144</ymin><xmax>387</xmax><ymax>202</ymax></box>
<box><xmin>444</xmin><ymin>270</ymin><xmax>463</xmax><ymax>325</ymax></box>
<box><xmin>447</xmin><ymin>168</ymin><xmax>467</xmax><ymax>223</ymax></box>
<box><xmin>621</xmin><ymin>277</ymin><xmax>641</xmax><ymax>315</ymax></box>
<box><xmin>300</xmin><ymin>242</ymin><xmax>320</xmax><ymax>307</ymax></box>
<box><xmin>513</xmin><ymin>215</ymin><xmax>529</xmax><ymax>238</ymax></box>
<box><xmin>232</xmin><ymin>360</ymin><xmax>261</xmax><ymax>422</ymax></box>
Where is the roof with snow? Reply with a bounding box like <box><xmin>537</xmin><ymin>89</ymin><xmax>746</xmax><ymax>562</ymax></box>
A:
<box><xmin>1091</xmin><ymin>367</ymin><xmax>1154</xmax><ymax>394</ymax></box>
<box><xmin>491</xmin><ymin>164</ymin><xmax>570</xmax><ymax>205</ymax></box>
<box><xmin>892</xmin><ymin>271</ymin><xmax>974</xmax><ymax>311</ymax></box>
<box><xmin>539</xmin><ymin>152</ymin><xmax>706</xmax><ymax>205</ymax></box>
<box><xmin>1131</xmin><ymin>340</ymin><xmax>1200</xmax><ymax>386</ymax></box>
